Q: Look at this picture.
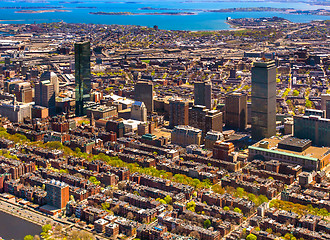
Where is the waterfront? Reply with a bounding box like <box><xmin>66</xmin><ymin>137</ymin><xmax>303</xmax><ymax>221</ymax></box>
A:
<box><xmin>0</xmin><ymin>211</ymin><xmax>41</xmax><ymax>240</ymax></box>
<box><xmin>0</xmin><ymin>0</ymin><xmax>329</xmax><ymax>30</ymax></box>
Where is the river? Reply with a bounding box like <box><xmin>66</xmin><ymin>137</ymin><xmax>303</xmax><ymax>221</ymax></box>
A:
<box><xmin>0</xmin><ymin>211</ymin><xmax>41</xmax><ymax>240</ymax></box>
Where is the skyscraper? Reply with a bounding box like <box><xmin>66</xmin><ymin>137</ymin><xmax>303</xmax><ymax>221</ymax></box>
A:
<box><xmin>40</xmin><ymin>71</ymin><xmax>59</xmax><ymax>96</ymax></box>
<box><xmin>134</xmin><ymin>81</ymin><xmax>154</xmax><ymax>113</ymax></box>
<box><xmin>251</xmin><ymin>61</ymin><xmax>276</xmax><ymax>140</ymax></box>
<box><xmin>75</xmin><ymin>41</ymin><xmax>91</xmax><ymax>116</ymax></box>
<box><xmin>35</xmin><ymin>79</ymin><xmax>56</xmax><ymax>114</ymax></box>
<box><xmin>13</xmin><ymin>82</ymin><xmax>33</xmax><ymax>103</ymax></box>
<box><xmin>194</xmin><ymin>81</ymin><xmax>212</xmax><ymax>109</ymax></box>
<box><xmin>189</xmin><ymin>105</ymin><xmax>222</xmax><ymax>138</ymax></box>
<box><xmin>169</xmin><ymin>97</ymin><xmax>189</xmax><ymax>128</ymax></box>
<box><xmin>225</xmin><ymin>92</ymin><xmax>247</xmax><ymax>130</ymax></box>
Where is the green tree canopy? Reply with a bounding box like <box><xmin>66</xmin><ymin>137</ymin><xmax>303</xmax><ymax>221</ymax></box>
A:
<box><xmin>24</xmin><ymin>235</ymin><xmax>34</xmax><ymax>240</ymax></box>
<box><xmin>42</xmin><ymin>224</ymin><xmax>52</xmax><ymax>233</ymax></box>
<box><xmin>164</xmin><ymin>195</ymin><xmax>172</xmax><ymax>204</ymax></box>
<box><xmin>203</xmin><ymin>219</ymin><xmax>211</xmax><ymax>229</ymax></box>
<box><xmin>246</xmin><ymin>233</ymin><xmax>257</xmax><ymax>240</ymax></box>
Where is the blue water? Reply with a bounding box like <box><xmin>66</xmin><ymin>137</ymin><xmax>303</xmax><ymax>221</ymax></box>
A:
<box><xmin>0</xmin><ymin>0</ymin><xmax>329</xmax><ymax>30</ymax></box>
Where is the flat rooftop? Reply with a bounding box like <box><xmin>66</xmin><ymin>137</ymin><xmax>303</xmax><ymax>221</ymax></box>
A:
<box><xmin>279</xmin><ymin>137</ymin><xmax>312</xmax><ymax>149</ymax></box>
<box><xmin>251</xmin><ymin>137</ymin><xmax>330</xmax><ymax>161</ymax></box>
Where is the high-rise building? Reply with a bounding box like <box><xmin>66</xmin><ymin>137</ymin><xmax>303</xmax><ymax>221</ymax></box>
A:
<box><xmin>225</xmin><ymin>92</ymin><xmax>247</xmax><ymax>130</ymax></box>
<box><xmin>321</xmin><ymin>94</ymin><xmax>330</xmax><ymax>119</ymax></box>
<box><xmin>134</xmin><ymin>81</ymin><xmax>154</xmax><ymax>113</ymax></box>
<box><xmin>169</xmin><ymin>98</ymin><xmax>189</xmax><ymax>128</ymax></box>
<box><xmin>35</xmin><ymin>79</ymin><xmax>56</xmax><ymax>114</ymax></box>
<box><xmin>40</xmin><ymin>71</ymin><xmax>59</xmax><ymax>96</ymax></box>
<box><xmin>13</xmin><ymin>82</ymin><xmax>33</xmax><ymax>103</ymax></box>
<box><xmin>131</xmin><ymin>101</ymin><xmax>147</xmax><ymax>122</ymax></box>
<box><xmin>189</xmin><ymin>105</ymin><xmax>222</xmax><ymax>138</ymax></box>
<box><xmin>46</xmin><ymin>179</ymin><xmax>69</xmax><ymax>209</ymax></box>
<box><xmin>251</xmin><ymin>61</ymin><xmax>276</xmax><ymax>140</ymax></box>
<box><xmin>75</xmin><ymin>42</ymin><xmax>91</xmax><ymax>116</ymax></box>
<box><xmin>194</xmin><ymin>81</ymin><xmax>212</xmax><ymax>109</ymax></box>
<box><xmin>294</xmin><ymin>115</ymin><xmax>330</xmax><ymax>147</ymax></box>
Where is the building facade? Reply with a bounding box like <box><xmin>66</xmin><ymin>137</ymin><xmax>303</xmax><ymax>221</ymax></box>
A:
<box><xmin>169</xmin><ymin>98</ymin><xmax>189</xmax><ymax>128</ymax></box>
<box><xmin>189</xmin><ymin>105</ymin><xmax>222</xmax><ymax>138</ymax></box>
<box><xmin>46</xmin><ymin>180</ymin><xmax>70</xmax><ymax>209</ymax></box>
<box><xmin>75</xmin><ymin>41</ymin><xmax>91</xmax><ymax>116</ymax></box>
<box><xmin>194</xmin><ymin>81</ymin><xmax>212</xmax><ymax>109</ymax></box>
<box><xmin>35</xmin><ymin>80</ymin><xmax>56</xmax><ymax>114</ymax></box>
<box><xmin>294</xmin><ymin>115</ymin><xmax>330</xmax><ymax>147</ymax></box>
<box><xmin>171</xmin><ymin>125</ymin><xmax>202</xmax><ymax>147</ymax></box>
<box><xmin>134</xmin><ymin>81</ymin><xmax>154</xmax><ymax>113</ymax></box>
<box><xmin>251</xmin><ymin>61</ymin><xmax>276</xmax><ymax>140</ymax></box>
<box><xmin>131</xmin><ymin>101</ymin><xmax>147</xmax><ymax>122</ymax></box>
<box><xmin>321</xmin><ymin>94</ymin><xmax>330</xmax><ymax>119</ymax></box>
<box><xmin>225</xmin><ymin>92</ymin><xmax>247</xmax><ymax>130</ymax></box>
<box><xmin>0</xmin><ymin>98</ymin><xmax>31</xmax><ymax>122</ymax></box>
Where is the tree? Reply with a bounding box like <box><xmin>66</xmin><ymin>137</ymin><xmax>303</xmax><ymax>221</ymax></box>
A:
<box><xmin>42</xmin><ymin>224</ymin><xmax>52</xmax><ymax>233</ymax></box>
<box><xmin>246</xmin><ymin>233</ymin><xmax>257</xmax><ymax>240</ymax></box>
<box><xmin>266</xmin><ymin>228</ymin><xmax>272</xmax><ymax>233</ymax></box>
<box><xmin>24</xmin><ymin>235</ymin><xmax>34</xmax><ymax>240</ymax></box>
<box><xmin>89</xmin><ymin>176</ymin><xmax>100</xmax><ymax>185</ymax></box>
<box><xmin>203</xmin><ymin>219</ymin><xmax>211</xmax><ymax>229</ymax></box>
<box><xmin>258</xmin><ymin>195</ymin><xmax>268</xmax><ymax>205</ymax></box>
<box><xmin>234</xmin><ymin>207</ymin><xmax>242</xmax><ymax>214</ymax></box>
<box><xmin>164</xmin><ymin>195</ymin><xmax>172</xmax><ymax>204</ymax></box>
<box><xmin>186</xmin><ymin>201</ymin><xmax>196</xmax><ymax>212</ymax></box>
<box><xmin>235</xmin><ymin>187</ymin><xmax>245</xmax><ymax>198</ymax></box>
<box><xmin>293</xmin><ymin>90</ymin><xmax>299</xmax><ymax>96</ymax></box>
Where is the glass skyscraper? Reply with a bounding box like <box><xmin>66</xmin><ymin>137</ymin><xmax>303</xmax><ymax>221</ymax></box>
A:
<box><xmin>251</xmin><ymin>61</ymin><xmax>276</xmax><ymax>140</ymax></box>
<box><xmin>75</xmin><ymin>41</ymin><xmax>91</xmax><ymax>116</ymax></box>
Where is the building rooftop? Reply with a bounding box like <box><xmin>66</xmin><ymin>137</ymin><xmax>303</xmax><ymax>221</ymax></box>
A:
<box><xmin>250</xmin><ymin>137</ymin><xmax>330</xmax><ymax>161</ymax></box>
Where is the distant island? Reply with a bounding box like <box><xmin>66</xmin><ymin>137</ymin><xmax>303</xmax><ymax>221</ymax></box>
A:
<box><xmin>89</xmin><ymin>11</ymin><xmax>197</xmax><ymax>16</ymax></box>
<box><xmin>16</xmin><ymin>10</ymin><xmax>71</xmax><ymax>14</ymax></box>
<box><xmin>205</xmin><ymin>7</ymin><xmax>330</xmax><ymax>15</ymax></box>
<box><xmin>139</xmin><ymin>6</ymin><xmax>330</xmax><ymax>16</ymax></box>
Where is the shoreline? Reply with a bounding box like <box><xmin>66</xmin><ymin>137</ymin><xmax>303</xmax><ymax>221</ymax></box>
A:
<box><xmin>89</xmin><ymin>11</ymin><xmax>197</xmax><ymax>16</ymax></box>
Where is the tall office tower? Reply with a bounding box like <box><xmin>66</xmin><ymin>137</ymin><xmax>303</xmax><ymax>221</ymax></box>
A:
<box><xmin>194</xmin><ymin>81</ymin><xmax>212</xmax><ymax>109</ymax></box>
<box><xmin>45</xmin><ymin>180</ymin><xmax>69</xmax><ymax>209</ymax></box>
<box><xmin>75</xmin><ymin>41</ymin><xmax>91</xmax><ymax>116</ymax></box>
<box><xmin>225</xmin><ymin>92</ymin><xmax>247</xmax><ymax>130</ymax></box>
<box><xmin>294</xmin><ymin>115</ymin><xmax>330</xmax><ymax>147</ymax></box>
<box><xmin>35</xmin><ymin>79</ymin><xmax>56</xmax><ymax>114</ymax></box>
<box><xmin>169</xmin><ymin>97</ymin><xmax>189</xmax><ymax>128</ymax></box>
<box><xmin>251</xmin><ymin>61</ymin><xmax>276</xmax><ymax>140</ymax></box>
<box><xmin>13</xmin><ymin>82</ymin><xmax>33</xmax><ymax>103</ymax></box>
<box><xmin>321</xmin><ymin>94</ymin><xmax>330</xmax><ymax>119</ymax></box>
<box><xmin>134</xmin><ymin>81</ymin><xmax>154</xmax><ymax>113</ymax></box>
<box><xmin>40</xmin><ymin>71</ymin><xmax>59</xmax><ymax>96</ymax></box>
<box><xmin>189</xmin><ymin>105</ymin><xmax>222</xmax><ymax>138</ymax></box>
<box><xmin>131</xmin><ymin>101</ymin><xmax>147</xmax><ymax>122</ymax></box>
